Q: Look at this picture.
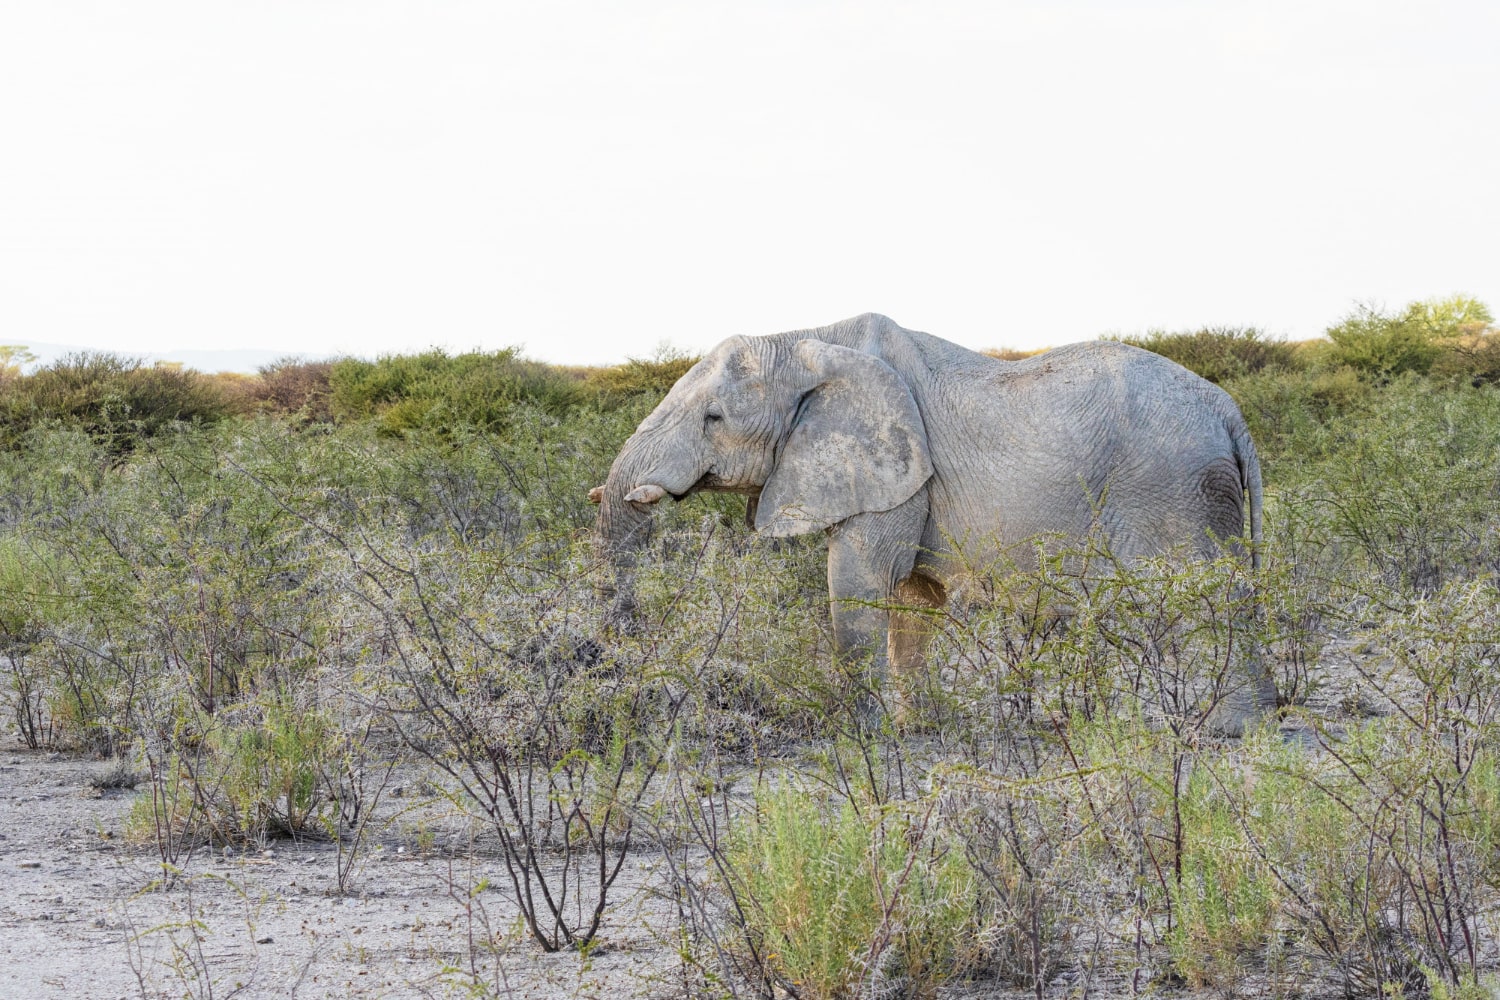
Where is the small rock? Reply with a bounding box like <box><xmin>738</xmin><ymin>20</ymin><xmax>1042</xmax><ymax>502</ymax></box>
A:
<box><xmin>255</xmin><ymin>936</ymin><xmax>273</xmax><ymax>945</ymax></box>
<box><xmin>17</xmin><ymin>860</ymin><xmax>41</xmax><ymax>869</ymax></box>
<box><xmin>389</xmin><ymin>786</ymin><xmax>404</xmax><ymax>798</ymax></box>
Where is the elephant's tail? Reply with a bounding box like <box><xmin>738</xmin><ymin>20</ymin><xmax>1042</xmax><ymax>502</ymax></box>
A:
<box><xmin>1230</xmin><ymin>417</ymin><xmax>1264</xmax><ymax>573</ymax></box>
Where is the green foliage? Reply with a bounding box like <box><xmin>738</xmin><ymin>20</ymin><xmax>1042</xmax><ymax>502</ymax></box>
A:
<box><xmin>1275</xmin><ymin>376</ymin><xmax>1500</xmax><ymax>591</ymax></box>
<box><xmin>1168</xmin><ymin>763</ymin><xmax>1280</xmax><ymax>990</ymax></box>
<box><xmin>327</xmin><ymin>347</ymin><xmax>584</xmax><ymax>435</ymax></box>
<box><xmin>731</xmin><ymin>784</ymin><xmax>980</xmax><ymax>998</ymax></box>
<box><xmin>1325</xmin><ymin>303</ymin><xmax>1442</xmax><ymax>377</ymax></box>
<box><xmin>1322</xmin><ymin>296</ymin><xmax>1496</xmax><ymax>382</ymax></box>
<box><xmin>0</xmin><ymin>536</ymin><xmax>62</xmax><ymax>639</ymax></box>
<box><xmin>126</xmin><ymin>695</ymin><xmax>339</xmax><ymax>848</ymax></box>
<box><xmin>209</xmin><ymin>696</ymin><xmax>335</xmax><ymax>841</ymax></box>
<box><xmin>0</xmin><ymin>536</ymin><xmax>67</xmax><ymax>748</ymax></box>
<box><xmin>1432</xmin><ymin>328</ymin><xmax>1500</xmax><ymax>386</ymax></box>
<box><xmin>580</xmin><ymin>345</ymin><xmax>699</xmax><ymax>401</ymax></box>
<box><xmin>0</xmin><ymin>345</ymin><xmax>36</xmax><ymax>377</ymax></box>
<box><xmin>1405</xmin><ymin>293</ymin><xmax>1493</xmax><ymax>340</ymax></box>
<box><xmin>1244</xmin><ymin>724</ymin><xmax>1500</xmax><ymax>994</ymax></box>
<box><xmin>1223</xmin><ymin>364</ymin><xmax>1371</xmax><ymax>467</ymax></box>
<box><xmin>1422</xmin><ymin>969</ymin><xmax>1500</xmax><ymax>1000</ymax></box>
<box><xmin>1112</xmin><ymin>326</ymin><xmax>1299</xmax><ymax>383</ymax></box>
<box><xmin>0</xmin><ymin>352</ymin><xmax>233</xmax><ymax>451</ymax></box>
<box><xmin>0</xmin><ymin>343</ymin><xmax>699</xmax><ymax>448</ymax></box>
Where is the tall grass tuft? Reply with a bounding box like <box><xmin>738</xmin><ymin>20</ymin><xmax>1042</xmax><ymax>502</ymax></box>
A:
<box><xmin>730</xmin><ymin>783</ymin><xmax>982</xmax><ymax>999</ymax></box>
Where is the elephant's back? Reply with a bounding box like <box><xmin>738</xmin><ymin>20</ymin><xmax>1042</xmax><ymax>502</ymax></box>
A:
<box><xmin>980</xmin><ymin>340</ymin><xmax>1244</xmax><ymax>436</ymax></box>
<box><xmin>921</xmin><ymin>339</ymin><xmax>1251</xmax><ymax>566</ymax></box>
<box><xmin>988</xmin><ymin>338</ymin><xmax>1213</xmax><ymax>390</ymax></box>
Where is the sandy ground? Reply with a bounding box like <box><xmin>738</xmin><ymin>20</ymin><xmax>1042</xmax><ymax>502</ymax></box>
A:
<box><xmin>0</xmin><ymin>750</ymin><xmax>690</xmax><ymax>1000</ymax></box>
<box><xmin>0</xmin><ymin>644</ymin><xmax>1413</xmax><ymax>1000</ymax></box>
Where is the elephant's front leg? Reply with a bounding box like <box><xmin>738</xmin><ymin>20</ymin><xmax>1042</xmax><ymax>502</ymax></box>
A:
<box><xmin>824</xmin><ymin>491</ymin><xmax>928</xmax><ymax>721</ymax></box>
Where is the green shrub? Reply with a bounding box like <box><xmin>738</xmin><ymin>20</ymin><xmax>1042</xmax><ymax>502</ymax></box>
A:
<box><xmin>210</xmin><ymin>697</ymin><xmax>333</xmax><ymax>841</ymax></box>
<box><xmin>1224</xmin><ymin>365</ymin><xmax>1372</xmax><ymax>468</ymax></box>
<box><xmin>127</xmin><ymin>694</ymin><xmax>338</xmax><ymax>848</ymax></box>
<box><xmin>731</xmin><ymin>784</ymin><xmax>981</xmax><ymax>998</ymax></box>
<box><xmin>0</xmin><ymin>345</ymin><xmax>37</xmax><ymax>376</ymax></box>
<box><xmin>1315</xmin><ymin>296</ymin><xmax>1495</xmax><ymax>383</ymax></box>
<box><xmin>0</xmin><ymin>352</ymin><xmax>232</xmax><ymax>451</ymax></box>
<box><xmin>1325</xmin><ymin>303</ymin><xmax>1441</xmax><ymax>378</ymax></box>
<box><xmin>1283</xmin><ymin>377</ymin><xmax>1500</xmax><ymax>591</ymax></box>
<box><xmin>328</xmin><ymin>347</ymin><xmax>583</xmax><ymax>434</ymax></box>
<box><xmin>1112</xmin><ymin>326</ymin><xmax>1299</xmax><ymax>383</ymax></box>
<box><xmin>1431</xmin><ymin>332</ymin><xmax>1500</xmax><ymax>385</ymax></box>
<box><xmin>1422</xmin><ymin>970</ymin><xmax>1500</xmax><ymax>1000</ymax></box>
<box><xmin>0</xmin><ymin>536</ymin><xmax>62</xmax><ymax>639</ymax></box>
<box><xmin>579</xmin><ymin>346</ymin><xmax>698</xmax><ymax>403</ymax></box>
<box><xmin>1168</xmin><ymin>762</ymin><xmax>1280</xmax><ymax>990</ymax></box>
<box><xmin>0</xmin><ymin>536</ymin><xmax>67</xmax><ymax>748</ymax></box>
<box><xmin>1404</xmin><ymin>293</ymin><xmax>1493</xmax><ymax>340</ymax></box>
<box><xmin>1245</xmin><ymin>726</ymin><xmax>1497</xmax><ymax>995</ymax></box>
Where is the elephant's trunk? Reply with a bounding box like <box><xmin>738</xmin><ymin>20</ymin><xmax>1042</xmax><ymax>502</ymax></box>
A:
<box><xmin>591</xmin><ymin>448</ymin><xmax>669</xmax><ymax>627</ymax></box>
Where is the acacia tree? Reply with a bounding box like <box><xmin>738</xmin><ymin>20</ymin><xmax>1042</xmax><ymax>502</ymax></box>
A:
<box><xmin>0</xmin><ymin>345</ymin><xmax>37</xmax><ymax>378</ymax></box>
<box><xmin>1403</xmin><ymin>293</ymin><xmax>1493</xmax><ymax>340</ymax></box>
<box><xmin>1325</xmin><ymin>295</ymin><xmax>1495</xmax><ymax>379</ymax></box>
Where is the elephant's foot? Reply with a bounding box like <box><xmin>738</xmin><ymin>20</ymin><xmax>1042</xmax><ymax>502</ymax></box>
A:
<box><xmin>1204</xmin><ymin>669</ymin><xmax>1279</xmax><ymax>737</ymax></box>
<box><xmin>890</xmin><ymin>691</ymin><xmax>940</xmax><ymax>735</ymax></box>
<box><xmin>853</xmin><ymin>690</ymin><xmax>884</xmax><ymax>732</ymax></box>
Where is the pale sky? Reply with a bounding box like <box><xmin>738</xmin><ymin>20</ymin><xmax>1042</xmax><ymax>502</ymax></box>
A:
<box><xmin>2</xmin><ymin>2</ymin><xmax>1496</xmax><ymax>368</ymax></box>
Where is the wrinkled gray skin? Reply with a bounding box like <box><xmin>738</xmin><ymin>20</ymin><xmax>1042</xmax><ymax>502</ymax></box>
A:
<box><xmin>595</xmin><ymin>313</ymin><xmax>1271</xmax><ymax>732</ymax></box>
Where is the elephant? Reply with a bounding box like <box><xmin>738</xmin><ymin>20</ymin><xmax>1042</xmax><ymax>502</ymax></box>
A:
<box><xmin>591</xmin><ymin>313</ymin><xmax>1272</xmax><ymax>732</ymax></box>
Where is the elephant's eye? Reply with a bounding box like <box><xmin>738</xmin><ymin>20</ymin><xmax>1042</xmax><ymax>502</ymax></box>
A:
<box><xmin>705</xmin><ymin>405</ymin><xmax>723</xmax><ymax>423</ymax></box>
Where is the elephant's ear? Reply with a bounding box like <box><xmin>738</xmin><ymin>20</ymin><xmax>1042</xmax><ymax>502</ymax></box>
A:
<box><xmin>755</xmin><ymin>340</ymin><xmax>933</xmax><ymax>537</ymax></box>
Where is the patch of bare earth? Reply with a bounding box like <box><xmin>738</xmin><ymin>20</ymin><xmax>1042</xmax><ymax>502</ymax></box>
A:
<box><xmin>0</xmin><ymin>751</ymin><xmax>689</xmax><ymax>1000</ymax></box>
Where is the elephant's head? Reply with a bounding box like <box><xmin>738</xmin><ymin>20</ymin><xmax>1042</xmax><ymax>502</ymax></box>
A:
<box><xmin>593</xmin><ymin>334</ymin><xmax>934</xmax><ymax>619</ymax></box>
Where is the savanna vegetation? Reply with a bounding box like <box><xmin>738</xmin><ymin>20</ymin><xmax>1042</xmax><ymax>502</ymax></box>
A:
<box><xmin>2</xmin><ymin>295</ymin><xmax>1499</xmax><ymax>997</ymax></box>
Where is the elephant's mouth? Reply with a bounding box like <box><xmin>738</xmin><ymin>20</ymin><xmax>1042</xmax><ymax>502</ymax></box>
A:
<box><xmin>654</xmin><ymin>473</ymin><xmax>719</xmax><ymax>501</ymax></box>
<box><xmin>669</xmin><ymin>474</ymin><xmax>715</xmax><ymax>500</ymax></box>
<box><xmin>690</xmin><ymin>472</ymin><xmax>760</xmax><ymax>497</ymax></box>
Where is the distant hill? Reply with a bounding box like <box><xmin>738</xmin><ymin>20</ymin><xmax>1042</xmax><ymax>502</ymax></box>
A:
<box><xmin>6</xmin><ymin>342</ymin><xmax>304</xmax><ymax>374</ymax></box>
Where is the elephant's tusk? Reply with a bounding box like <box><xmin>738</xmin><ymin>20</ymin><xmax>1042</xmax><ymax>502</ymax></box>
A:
<box><xmin>587</xmin><ymin>485</ymin><xmax>605</xmax><ymax>504</ymax></box>
<box><xmin>623</xmin><ymin>484</ymin><xmax>668</xmax><ymax>504</ymax></box>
